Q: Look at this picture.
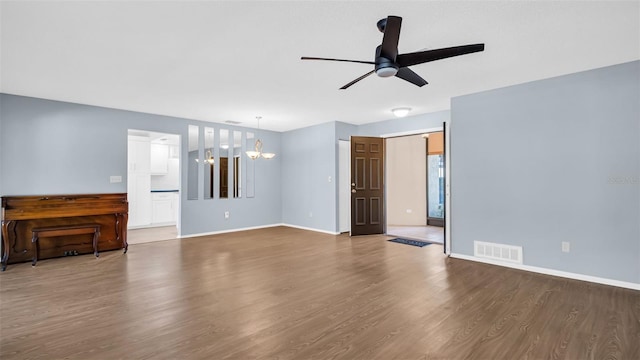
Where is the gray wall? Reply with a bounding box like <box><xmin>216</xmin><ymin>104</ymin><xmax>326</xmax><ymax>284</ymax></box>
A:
<box><xmin>450</xmin><ymin>60</ymin><xmax>640</xmax><ymax>284</ymax></box>
<box><xmin>0</xmin><ymin>94</ymin><xmax>282</xmax><ymax>236</ymax></box>
<box><xmin>358</xmin><ymin>110</ymin><xmax>449</xmax><ymax>136</ymax></box>
<box><xmin>281</xmin><ymin>121</ymin><xmax>338</xmax><ymax>232</ymax></box>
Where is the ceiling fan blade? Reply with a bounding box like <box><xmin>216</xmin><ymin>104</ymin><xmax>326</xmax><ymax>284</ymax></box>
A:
<box><xmin>396</xmin><ymin>44</ymin><xmax>485</xmax><ymax>68</ymax></box>
<box><xmin>395</xmin><ymin>67</ymin><xmax>428</xmax><ymax>87</ymax></box>
<box><xmin>301</xmin><ymin>56</ymin><xmax>375</xmax><ymax>65</ymax></box>
<box><xmin>380</xmin><ymin>16</ymin><xmax>402</xmax><ymax>60</ymax></box>
<box><xmin>340</xmin><ymin>70</ymin><xmax>375</xmax><ymax>90</ymax></box>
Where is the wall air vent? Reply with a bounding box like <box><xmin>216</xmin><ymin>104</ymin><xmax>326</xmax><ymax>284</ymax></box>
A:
<box><xmin>224</xmin><ymin>120</ymin><xmax>242</xmax><ymax>125</ymax></box>
<box><xmin>474</xmin><ymin>241</ymin><xmax>523</xmax><ymax>264</ymax></box>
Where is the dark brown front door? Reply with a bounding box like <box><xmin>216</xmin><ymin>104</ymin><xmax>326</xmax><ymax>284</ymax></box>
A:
<box><xmin>351</xmin><ymin>136</ymin><xmax>384</xmax><ymax>236</ymax></box>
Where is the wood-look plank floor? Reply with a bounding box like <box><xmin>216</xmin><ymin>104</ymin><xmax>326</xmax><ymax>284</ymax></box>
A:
<box><xmin>1</xmin><ymin>226</ymin><xmax>638</xmax><ymax>359</ymax></box>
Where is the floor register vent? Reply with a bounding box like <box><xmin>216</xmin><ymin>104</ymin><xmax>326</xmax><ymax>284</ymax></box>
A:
<box><xmin>474</xmin><ymin>241</ymin><xmax>523</xmax><ymax>264</ymax></box>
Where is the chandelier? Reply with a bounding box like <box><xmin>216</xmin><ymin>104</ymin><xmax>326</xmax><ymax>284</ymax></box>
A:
<box><xmin>246</xmin><ymin>116</ymin><xmax>275</xmax><ymax>160</ymax></box>
<box><xmin>204</xmin><ymin>150</ymin><xmax>215</xmax><ymax>164</ymax></box>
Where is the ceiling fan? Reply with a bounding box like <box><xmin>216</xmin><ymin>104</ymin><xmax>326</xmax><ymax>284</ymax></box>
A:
<box><xmin>301</xmin><ymin>16</ymin><xmax>485</xmax><ymax>89</ymax></box>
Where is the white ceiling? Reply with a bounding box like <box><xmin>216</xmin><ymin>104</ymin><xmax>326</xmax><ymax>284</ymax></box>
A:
<box><xmin>1</xmin><ymin>1</ymin><xmax>638</xmax><ymax>132</ymax></box>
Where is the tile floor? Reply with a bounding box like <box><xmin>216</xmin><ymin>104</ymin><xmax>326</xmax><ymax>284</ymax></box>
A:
<box><xmin>127</xmin><ymin>225</ymin><xmax>178</xmax><ymax>244</ymax></box>
<box><xmin>386</xmin><ymin>225</ymin><xmax>444</xmax><ymax>244</ymax></box>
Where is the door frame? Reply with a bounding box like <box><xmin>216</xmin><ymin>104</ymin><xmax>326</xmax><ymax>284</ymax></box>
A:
<box><xmin>338</xmin><ymin>140</ymin><xmax>351</xmax><ymax>233</ymax></box>
<box><xmin>380</xmin><ymin>126</ymin><xmax>451</xmax><ymax>255</ymax></box>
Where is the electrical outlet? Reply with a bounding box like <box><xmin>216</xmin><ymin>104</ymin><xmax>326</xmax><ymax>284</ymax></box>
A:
<box><xmin>224</xmin><ymin>211</ymin><xmax>230</xmax><ymax>219</ymax></box>
<box><xmin>110</xmin><ymin>175</ymin><xmax>122</xmax><ymax>183</ymax></box>
<box><xmin>562</xmin><ymin>241</ymin><xmax>570</xmax><ymax>253</ymax></box>
<box><xmin>406</xmin><ymin>209</ymin><xmax>413</xmax><ymax>213</ymax></box>
<box><xmin>309</xmin><ymin>212</ymin><xmax>313</xmax><ymax>218</ymax></box>
<box><xmin>328</xmin><ymin>176</ymin><xmax>332</xmax><ymax>183</ymax></box>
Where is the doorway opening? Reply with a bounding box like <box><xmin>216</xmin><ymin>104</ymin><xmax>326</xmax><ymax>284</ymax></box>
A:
<box><xmin>384</xmin><ymin>130</ymin><xmax>444</xmax><ymax>244</ymax></box>
<box><xmin>127</xmin><ymin>129</ymin><xmax>181</xmax><ymax>244</ymax></box>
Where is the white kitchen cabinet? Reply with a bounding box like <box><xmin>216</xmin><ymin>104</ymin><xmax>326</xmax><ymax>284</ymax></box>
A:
<box><xmin>128</xmin><ymin>136</ymin><xmax>151</xmax><ymax>173</ymax></box>
<box><xmin>128</xmin><ymin>136</ymin><xmax>152</xmax><ymax>227</ymax></box>
<box><xmin>151</xmin><ymin>192</ymin><xmax>177</xmax><ymax>225</ymax></box>
<box><xmin>171</xmin><ymin>192</ymin><xmax>179</xmax><ymax>223</ymax></box>
<box><xmin>169</xmin><ymin>145</ymin><xmax>179</xmax><ymax>159</ymax></box>
<box><xmin>150</xmin><ymin>143</ymin><xmax>169</xmax><ymax>174</ymax></box>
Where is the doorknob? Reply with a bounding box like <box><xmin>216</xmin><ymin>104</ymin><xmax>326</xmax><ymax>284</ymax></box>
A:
<box><xmin>351</xmin><ymin>189</ymin><xmax>356</xmax><ymax>193</ymax></box>
<box><xmin>351</xmin><ymin>183</ymin><xmax>355</xmax><ymax>186</ymax></box>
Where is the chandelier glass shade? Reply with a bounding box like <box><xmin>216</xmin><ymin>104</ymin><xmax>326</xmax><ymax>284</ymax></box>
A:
<box><xmin>205</xmin><ymin>150</ymin><xmax>214</xmax><ymax>164</ymax></box>
<box><xmin>246</xmin><ymin>116</ymin><xmax>275</xmax><ymax>160</ymax></box>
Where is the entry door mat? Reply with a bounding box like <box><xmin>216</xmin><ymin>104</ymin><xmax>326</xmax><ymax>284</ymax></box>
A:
<box><xmin>387</xmin><ymin>238</ymin><xmax>432</xmax><ymax>247</ymax></box>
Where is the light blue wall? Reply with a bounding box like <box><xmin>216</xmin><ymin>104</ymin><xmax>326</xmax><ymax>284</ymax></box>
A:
<box><xmin>0</xmin><ymin>94</ymin><xmax>282</xmax><ymax>236</ymax></box>
<box><xmin>336</xmin><ymin>121</ymin><xmax>357</xmax><ymax>141</ymax></box>
<box><xmin>357</xmin><ymin>110</ymin><xmax>449</xmax><ymax>136</ymax></box>
<box><xmin>450</xmin><ymin>61</ymin><xmax>640</xmax><ymax>284</ymax></box>
<box><xmin>281</xmin><ymin>121</ymin><xmax>338</xmax><ymax>233</ymax></box>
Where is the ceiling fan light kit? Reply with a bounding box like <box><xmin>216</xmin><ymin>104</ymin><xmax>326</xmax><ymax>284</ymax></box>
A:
<box><xmin>302</xmin><ymin>15</ymin><xmax>484</xmax><ymax>89</ymax></box>
<box><xmin>375</xmin><ymin>65</ymin><xmax>398</xmax><ymax>77</ymax></box>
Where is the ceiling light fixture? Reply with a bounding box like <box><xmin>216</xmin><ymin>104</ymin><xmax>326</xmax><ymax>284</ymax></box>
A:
<box><xmin>392</xmin><ymin>107</ymin><xmax>411</xmax><ymax>118</ymax></box>
<box><xmin>246</xmin><ymin>116</ymin><xmax>275</xmax><ymax>160</ymax></box>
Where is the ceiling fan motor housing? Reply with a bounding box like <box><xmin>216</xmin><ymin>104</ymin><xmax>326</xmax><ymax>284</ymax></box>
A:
<box><xmin>376</xmin><ymin>18</ymin><xmax>387</xmax><ymax>33</ymax></box>
<box><xmin>375</xmin><ymin>45</ymin><xmax>398</xmax><ymax>77</ymax></box>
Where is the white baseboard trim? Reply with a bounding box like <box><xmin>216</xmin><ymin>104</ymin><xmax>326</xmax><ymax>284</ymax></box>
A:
<box><xmin>128</xmin><ymin>223</ymin><xmax>177</xmax><ymax>231</ymax></box>
<box><xmin>281</xmin><ymin>223</ymin><xmax>341</xmax><ymax>235</ymax></box>
<box><xmin>450</xmin><ymin>253</ymin><xmax>640</xmax><ymax>291</ymax></box>
<box><xmin>179</xmin><ymin>223</ymin><xmax>340</xmax><ymax>239</ymax></box>
<box><xmin>179</xmin><ymin>223</ymin><xmax>283</xmax><ymax>239</ymax></box>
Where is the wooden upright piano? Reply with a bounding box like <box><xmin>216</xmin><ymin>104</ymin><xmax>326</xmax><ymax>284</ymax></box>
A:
<box><xmin>1</xmin><ymin>193</ymin><xmax>128</xmax><ymax>271</ymax></box>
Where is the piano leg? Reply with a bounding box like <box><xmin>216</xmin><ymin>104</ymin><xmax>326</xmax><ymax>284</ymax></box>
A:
<box><xmin>122</xmin><ymin>213</ymin><xmax>129</xmax><ymax>254</ymax></box>
<box><xmin>115</xmin><ymin>213</ymin><xmax>129</xmax><ymax>254</ymax></box>
<box><xmin>1</xmin><ymin>220</ymin><xmax>11</xmax><ymax>271</ymax></box>
<box><xmin>93</xmin><ymin>227</ymin><xmax>100</xmax><ymax>257</ymax></box>
<box><xmin>31</xmin><ymin>231</ymin><xmax>39</xmax><ymax>266</ymax></box>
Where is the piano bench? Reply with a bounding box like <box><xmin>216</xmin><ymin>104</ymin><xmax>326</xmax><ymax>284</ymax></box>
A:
<box><xmin>31</xmin><ymin>224</ymin><xmax>101</xmax><ymax>266</ymax></box>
